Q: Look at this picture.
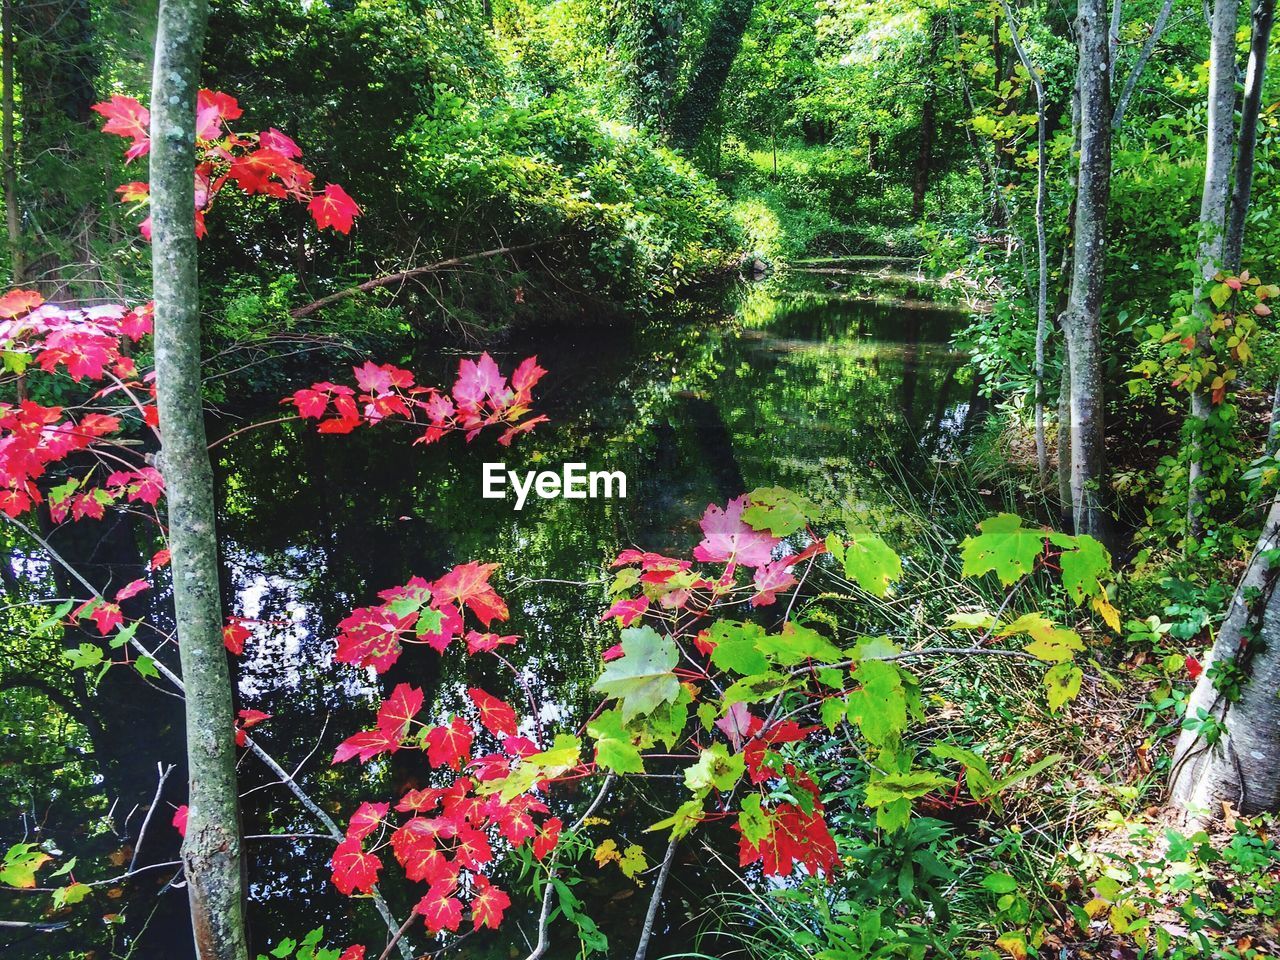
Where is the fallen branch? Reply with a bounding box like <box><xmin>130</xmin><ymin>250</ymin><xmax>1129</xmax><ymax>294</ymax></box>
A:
<box><xmin>289</xmin><ymin>242</ymin><xmax>547</xmax><ymax>320</ymax></box>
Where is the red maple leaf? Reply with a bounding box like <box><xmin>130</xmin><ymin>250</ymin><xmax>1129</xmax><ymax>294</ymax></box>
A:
<box><xmin>223</xmin><ymin>618</ymin><xmax>251</xmax><ymax>655</ymax></box>
<box><xmin>92</xmin><ymin>95</ymin><xmax>150</xmax><ymax>159</ymax></box>
<box><xmin>331</xmin><ymin>838</ymin><xmax>381</xmax><ymax>895</ymax></box>
<box><xmin>1185</xmin><ymin>655</ymin><xmax>1203</xmax><ymax>680</ymax></box>
<box><xmin>737</xmin><ymin>802</ymin><xmax>839</xmax><ymax>877</ymax></box>
<box><xmin>433</xmin><ymin>562</ymin><xmax>508</xmax><ymax>627</ymax></box>
<box><xmin>692</xmin><ymin>496</ymin><xmax>781</xmax><ymax>568</ymax></box>
<box><xmin>532</xmin><ymin>817</ymin><xmax>561</xmax><ymax>861</ymax></box>
<box><xmin>377</xmin><ymin>683</ymin><xmax>424</xmax><ymax>738</ymax></box>
<box><xmin>470</xmin><ymin>875</ymin><xmax>511</xmax><ymax>931</ymax></box>
<box><xmin>333</xmin><ymin>728</ymin><xmax>401</xmax><ymax>764</ymax></box>
<box><xmin>465</xmin><ymin>630</ymin><xmax>518</xmax><ymax>655</ymax></box>
<box><xmin>345</xmin><ymin>801</ymin><xmax>389</xmax><ymax>842</ymax></box>
<box><xmin>334</xmin><ymin>604</ymin><xmax>414</xmax><ymax>673</ymax></box>
<box><xmin>416</xmin><ymin>883</ymin><xmax>463</xmax><ymax>934</ymax></box>
<box><xmin>308</xmin><ymin>183</ymin><xmax>361</xmax><ymax>234</ymax></box>
<box><xmin>172</xmin><ymin>804</ymin><xmax>188</xmax><ymax>837</ymax></box>
<box><xmin>425</xmin><ymin>717</ymin><xmax>474</xmax><ymax>771</ymax></box>
<box><xmin>452</xmin><ymin>825</ymin><xmax>494</xmax><ymax>870</ymax></box>
<box><xmin>74</xmin><ymin>600</ymin><xmax>123</xmax><ymax>636</ymax></box>
<box><xmin>114</xmin><ymin>578</ymin><xmax>150</xmax><ymax>602</ymax></box>
<box><xmin>467</xmin><ymin>688</ymin><xmax>519</xmax><ymax>738</ymax></box>
<box><xmin>600</xmin><ymin>595</ymin><xmax>650</xmax><ymax>626</ymax></box>
<box><xmin>0</xmin><ymin>288</ymin><xmax>43</xmax><ymax>318</ymax></box>
<box><xmin>338</xmin><ymin>948</ymin><xmax>365</xmax><ymax>960</ymax></box>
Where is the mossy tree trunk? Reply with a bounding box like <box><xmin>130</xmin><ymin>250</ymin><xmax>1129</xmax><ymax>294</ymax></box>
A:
<box><xmin>149</xmin><ymin>0</ymin><xmax>249</xmax><ymax>956</ymax></box>
<box><xmin>668</xmin><ymin>0</ymin><xmax>755</xmax><ymax>150</ymax></box>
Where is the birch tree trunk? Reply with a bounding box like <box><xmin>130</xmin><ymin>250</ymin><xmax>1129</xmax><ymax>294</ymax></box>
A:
<box><xmin>1170</xmin><ymin>493</ymin><xmax>1280</xmax><ymax>815</ymax></box>
<box><xmin>1224</xmin><ymin>0</ymin><xmax>1274</xmax><ymax>272</ymax></box>
<box><xmin>1060</xmin><ymin>0</ymin><xmax>1115</xmax><ymax>546</ymax></box>
<box><xmin>1187</xmin><ymin>0</ymin><xmax>1242</xmax><ymax>538</ymax></box>
<box><xmin>150</xmin><ymin>1</ymin><xmax>249</xmax><ymax>956</ymax></box>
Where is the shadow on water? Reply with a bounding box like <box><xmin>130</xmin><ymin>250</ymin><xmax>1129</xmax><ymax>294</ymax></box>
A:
<box><xmin>2</xmin><ymin>265</ymin><xmax>984</xmax><ymax>958</ymax></box>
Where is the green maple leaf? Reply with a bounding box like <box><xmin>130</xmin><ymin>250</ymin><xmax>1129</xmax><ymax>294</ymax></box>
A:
<box><xmin>1050</xmin><ymin>533</ymin><xmax>1111</xmax><ymax>604</ymax></box>
<box><xmin>708</xmin><ymin>620</ymin><xmax>769</xmax><ymax>675</ymax></box>
<box><xmin>587</xmin><ymin>707</ymin><xmax>646</xmax><ymax>774</ymax></box>
<box><xmin>1044</xmin><ymin>662</ymin><xmax>1083</xmax><ymax>710</ymax></box>
<box><xmin>741</xmin><ymin>486</ymin><xmax>813</xmax><ymax>535</ymax></box>
<box><xmin>618</xmin><ymin>844</ymin><xmax>648</xmax><ymax>879</ymax></box>
<box><xmin>864</xmin><ymin>769</ymin><xmax>952</xmax><ymax>807</ymax></box>
<box><xmin>846</xmin><ymin>659</ymin><xmax>907</xmax><ymax>748</ymax></box>
<box><xmin>647</xmin><ymin>797</ymin><xmax>705</xmax><ymax>839</ymax></box>
<box><xmin>1022</xmin><ymin>627</ymin><xmax>1083</xmax><ymax>663</ymax></box>
<box><xmin>961</xmin><ymin>514</ymin><xmax>1046</xmax><ymax>586</ymax></box>
<box><xmin>737</xmin><ymin>794</ymin><xmax>771</xmax><ymax>844</ymax></box>
<box><xmin>842</xmin><ymin>529</ymin><xmax>902</xmax><ymax>596</ymax></box>
<box><xmin>591</xmin><ymin>625</ymin><xmax>680</xmax><ymax>723</ymax></box>
<box><xmin>683</xmin><ymin>743</ymin><xmax>745</xmax><ymax>795</ymax></box>
<box><xmin>756</xmin><ymin>620</ymin><xmax>843</xmax><ymax>666</ymax></box>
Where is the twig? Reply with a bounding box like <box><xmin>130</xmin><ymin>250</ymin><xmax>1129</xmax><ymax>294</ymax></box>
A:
<box><xmin>128</xmin><ymin>762</ymin><xmax>175</xmax><ymax>873</ymax></box>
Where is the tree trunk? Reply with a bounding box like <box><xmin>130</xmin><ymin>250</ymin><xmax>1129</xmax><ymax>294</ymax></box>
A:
<box><xmin>1187</xmin><ymin>0</ymin><xmax>1242</xmax><ymax>538</ymax></box>
<box><xmin>150</xmin><ymin>1</ymin><xmax>249</xmax><ymax>958</ymax></box>
<box><xmin>1060</xmin><ymin>0</ymin><xmax>1114</xmax><ymax>547</ymax></box>
<box><xmin>2</xmin><ymin>0</ymin><xmax>22</xmax><ymax>283</ymax></box>
<box><xmin>998</xmin><ymin>0</ymin><xmax>1049</xmax><ymax>484</ymax></box>
<box><xmin>1057</xmin><ymin>344</ymin><xmax>1073</xmax><ymax>522</ymax></box>
<box><xmin>1224</xmin><ymin>0</ymin><xmax>1274</xmax><ymax>271</ymax></box>
<box><xmin>1170</xmin><ymin>493</ymin><xmax>1280</xmax><ymax>815</ymax></box>
<box><xmin>668</xmin><ymin>0</ymin><xmax>755</xmax><ymax>149</ymax></box>
<box><xmin>911</xmin><ymin>90</ymin><xmax>936</xmax><ymax>219</ymax></box>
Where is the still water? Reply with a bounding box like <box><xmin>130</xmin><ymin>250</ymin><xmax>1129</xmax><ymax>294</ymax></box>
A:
<box><xmin>4</xmin><ymin>267</ymin><xmax>982</xmax><ymax>958</ymax></box>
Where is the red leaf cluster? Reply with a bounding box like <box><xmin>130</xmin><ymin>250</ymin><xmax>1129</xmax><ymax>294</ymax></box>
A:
<box><xmin>286</xmin><ymin>353</ymin><xmax>547</xmax><ymax>446</ymax></box>
<box><xmin>333</xmin><ymin>565</ymin><xmax>512</xmax><ymax>674</ymax></box>
<box><xmin>95</xmin><ymin>90</ymin><xmax>361</xmax><ymax>238</ymax></box>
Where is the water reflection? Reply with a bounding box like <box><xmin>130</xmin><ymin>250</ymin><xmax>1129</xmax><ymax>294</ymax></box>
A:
<box><xmin>2</xmin><ymin>266</ymin><xmax>981</xmax><ymax>958</ymax></box>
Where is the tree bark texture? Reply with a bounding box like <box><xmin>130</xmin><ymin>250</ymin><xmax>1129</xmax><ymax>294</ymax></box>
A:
<box><xmin>1061</xmin><ymin>0</ymin><xmax>1114</xmax><ymax>546</ymax></box>
<box><xmin>1170</xmin><ymin>493</ymin><xmax>1280</xmax><ymax>815</ymax></box>
<box><xmin>150</xmin><ymin>1</ymin><xmax>249</xmax><ymax>956</ymax></box>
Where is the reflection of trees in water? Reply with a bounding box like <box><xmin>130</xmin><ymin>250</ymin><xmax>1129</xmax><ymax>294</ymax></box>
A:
<box><xmin>1</xmin><ymin>274</ymin><xmax>978</xmax><ymax>954</ymax></box>
<box><xmin>2</xmin><ymin>507</ymin><xmax>191</xmax><ymax>958</ymax></box>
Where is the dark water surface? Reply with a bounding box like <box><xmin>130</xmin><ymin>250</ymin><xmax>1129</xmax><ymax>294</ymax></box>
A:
<box><xmin>4</xmin><ymin>267</ymin><xmax>981</xmax><ymax>958</ymax></box>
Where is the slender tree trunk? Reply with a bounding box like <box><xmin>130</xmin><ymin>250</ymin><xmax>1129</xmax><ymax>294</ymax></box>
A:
<box><xmin>1112</xmin><ymin>0</ymin><xmax>1178</xmax><ymax>130</ymax></box>
<box><xmin>1057</xmin><ymin>343</ymin><xmax>1073</xmax><ymax>520</ymax></box>
<box><xmin>1224</xmin><ymin>0</ymin><xmax>1274</xmax><ymax>271</ymax></box>
<box><xmin>998</xmin><ymin>0</ymin><xmax>1050</xmax><ymax>484</ymax></box>
<box><xmin>1061</xmin><ymin>0</ymin><xmax>1115</xmax><ymax>547</ymax></box>
<box><xmin>2</xmin><ymin>0</ymin><xmax>21</xmax><ymax>283</ymax></box>
<box><xmin>1170</xmin><ymin>492</ymin><xmax>1280</xmax><ymax>815</ymax></box>
<box><xmin>1187</xmin><ymin>0</ymin><xmax>1242</xmax><ymax>538</ymax></box>
<box><xmin>150</xmin><ymin>2</ymin><xmax>248</xmax><ymax>958</ymax></box>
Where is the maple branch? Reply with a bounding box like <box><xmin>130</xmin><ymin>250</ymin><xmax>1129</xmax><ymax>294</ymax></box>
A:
<box><xmin>633</xmin><ymin>835</ymin><xmax>679</xmax><ymax>960</ymax></box>
<box><xmin>523</xmin><ymin>772</ymin><xmax>615</xmax><ymax>960</ymax></box>
<box><xmin>288</xmin><ymin>242</ymin><xmax>548</xmax><ymax>319</ymax></box>
<box><xmin>376</xmin><ymin>910</ymin><xmax>418</xmax><ymax>960</ymax></box>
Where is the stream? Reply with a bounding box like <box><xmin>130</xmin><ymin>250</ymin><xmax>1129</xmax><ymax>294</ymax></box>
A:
<box><xmin>5</xmin><ymin>263</ymin><xmax>985</xmax><ymax>959</ymax></box>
